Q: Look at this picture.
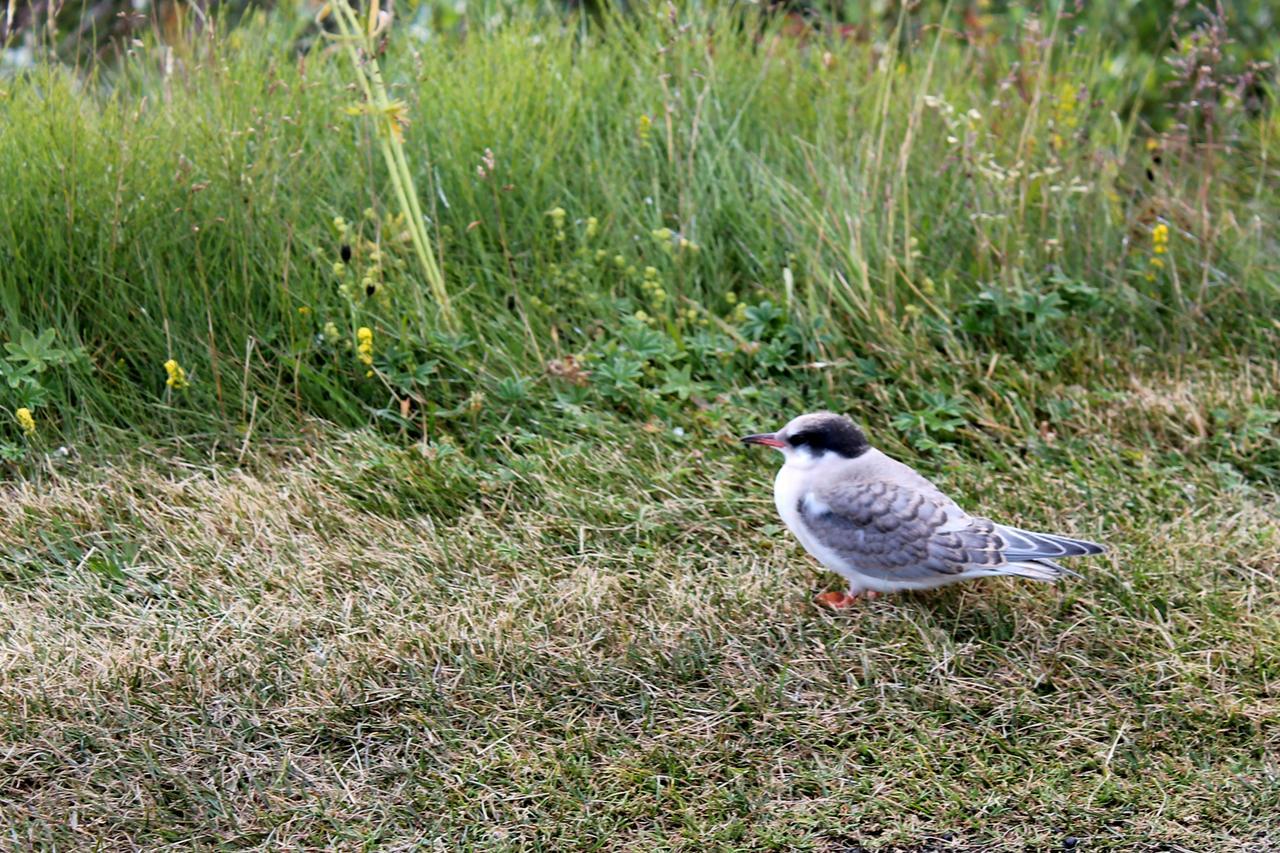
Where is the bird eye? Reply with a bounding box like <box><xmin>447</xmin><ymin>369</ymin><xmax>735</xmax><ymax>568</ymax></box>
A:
<box><xmin>790</xmin><ymin>430</ymin><xmax>819</xmax><ymax>450</ymax></box>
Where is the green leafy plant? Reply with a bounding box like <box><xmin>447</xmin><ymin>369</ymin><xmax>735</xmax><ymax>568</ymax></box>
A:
<box><xmin>892</xmin><ymin>391</ymin><xmax>970</xmax><ymax>453</ymax></box>
<box><xmin>1</xmin><ymin>327</ymin><xmax>86</xmax><ymax>426</ymax></box>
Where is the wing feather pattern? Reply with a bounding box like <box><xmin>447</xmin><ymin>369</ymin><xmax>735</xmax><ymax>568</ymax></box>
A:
<box><xmin>799</xmin><ymin>481</ymin><xmax>1101</xmax><ymax>586</ymax></box>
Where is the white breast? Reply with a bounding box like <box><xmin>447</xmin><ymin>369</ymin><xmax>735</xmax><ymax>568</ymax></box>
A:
<box><xmin>773</xmin><ymin>462</ymin><xmax>863</xmax><ymax>586</ymax></box>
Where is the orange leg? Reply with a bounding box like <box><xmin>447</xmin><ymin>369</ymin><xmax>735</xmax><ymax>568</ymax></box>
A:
<box><xmin>815</xmin><ymin>589</ymin><xmax>882</xmax><ymax>609</ymax></box>
<box><xmin>816</xmin><ymin>590</ymin><xmax>859</xmax><ymax>609</ymax></box>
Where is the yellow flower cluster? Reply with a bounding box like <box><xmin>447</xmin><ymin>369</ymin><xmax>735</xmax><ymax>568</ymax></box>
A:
<box><xmin>1152</xmin><ymin>223</ymin><xmax>1169</xmax><ymax>254</ymax></box>
<box><xmin>548</xmin><ymin>207</ymin><xmax>567</xmax><ymax>243</ymax></box>
<box><xmin>637</xmin><ymin>114</ymin><xmax>652</xmax><ymax>143</ymax></box>
<box><xmin>356</xmin><ymin>327</ymin><xmax>374</xmax><ymax>368</ymax></box>
<box><xmin>15</xmin><ymin>407</ymin><xmax>35</xmax><ymax>436</ymax></box>
<box><xmin>641</xmin><ymin>266</ymin><xmax>667</xmax><ymax>308</ymax></box>
<box><xmin>1151</xmin><ymin>222</ymin><xmax>1169</xmax><ymax>266</ymax></box>
<box><xmin>678</xmin><ymin>305</ymin><xmax>708</xmax><ymax>328</ymax></box>
<box><xmin>1055</xmin><ymin>82</ymin><xmax>1079</xmax><ymax>130</ymax></box>
<box><xmin>1052</xmin><ymin>81</ymin><xmax>1080</xmax><ymax>150</ymax></box>
<box><xmin>164</xmin><ymin>359</ymin><xmax>188</xmax><ymax>389</ymax></box>
<box><xmin>651</xmin><ymin>227</ymin><xmax>699</xmax><ymax>255</ymax></box>
<box><xmin>1146</xmin><ymin>222</ymin><xmax>1170</xmax><ymax>280</ymax></box>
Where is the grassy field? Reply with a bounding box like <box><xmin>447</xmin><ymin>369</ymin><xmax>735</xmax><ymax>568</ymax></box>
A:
<box><xmin>2</xmin><ymin>1</ymin><xmax>1279</xmax><ymax>848</ymax></box>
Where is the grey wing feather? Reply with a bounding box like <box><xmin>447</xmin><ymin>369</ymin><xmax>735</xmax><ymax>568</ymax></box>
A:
<box><xmin>994</xmin><ymin>524</ymin><xmax>1106</xmax><ymax>559</ymax></box>
<box><xmin>801</xmin><ymin>481</ymin><xmax>1005</xmax><ymax>583</ymax></box>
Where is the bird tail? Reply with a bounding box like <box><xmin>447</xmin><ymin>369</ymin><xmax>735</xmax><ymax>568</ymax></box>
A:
<box><xmin>995</xmin><ymin>524</ymin><xmax>1106</xmax><ymax>560</ymax></box>
<box><xmin>998</xmin><ymin>559</ymin><xmax>1081</xmax><ymax>582</ymax></box>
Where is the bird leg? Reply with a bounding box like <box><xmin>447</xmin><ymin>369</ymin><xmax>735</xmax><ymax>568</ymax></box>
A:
<box><xmin>815</xmin><ymin>589</ymin><xmax>881</xmax><ymax>609</ymax></box>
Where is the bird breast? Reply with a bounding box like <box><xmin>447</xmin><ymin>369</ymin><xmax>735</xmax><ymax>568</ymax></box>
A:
<box><xmin>773</xmin><ymin>462</ymin><xmax>851</xmax><ymax>574</ymax></box>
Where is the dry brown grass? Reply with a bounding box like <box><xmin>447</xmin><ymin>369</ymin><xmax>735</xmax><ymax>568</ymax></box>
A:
<box><xmin>1</xmin><ymin>370</ymin><xmax>1278</xmax><ymax>849</ymax></box>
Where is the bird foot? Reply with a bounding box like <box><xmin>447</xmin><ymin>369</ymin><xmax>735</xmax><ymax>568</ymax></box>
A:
<box><xmin>816</xmin><ymin>590</ymin><xmax>879</xmax><ymax>609</ymax></box>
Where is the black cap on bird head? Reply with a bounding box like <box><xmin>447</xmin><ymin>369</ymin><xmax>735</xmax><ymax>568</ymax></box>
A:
<box><xmin>741</xmin><ymin>411</ymin><xmax>870</xmax><ymax>459</ymax></box>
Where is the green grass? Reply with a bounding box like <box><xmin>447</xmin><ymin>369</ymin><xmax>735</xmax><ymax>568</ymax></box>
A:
<box><xmin>2</xmin><ymin>3</ymin><xmax>1276</xmax><ymax>450</ymax></box>
<box><xmin>0</xmin><ymin>2</ymin><xmax>1278</xmax><ymax>848</ymax></box>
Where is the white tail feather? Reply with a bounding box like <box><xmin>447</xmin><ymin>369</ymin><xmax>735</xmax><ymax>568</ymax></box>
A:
<box><xmin>997</xmin><ymin>559</ymin><xmax>1080</xmax><ymax>582</ymax></box>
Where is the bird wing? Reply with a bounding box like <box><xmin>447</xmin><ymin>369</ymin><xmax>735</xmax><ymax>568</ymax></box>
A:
<box><xmin>799</xmin><ymin>479</ymin><xmax>1007</xmax><ymax>583</ymax></box>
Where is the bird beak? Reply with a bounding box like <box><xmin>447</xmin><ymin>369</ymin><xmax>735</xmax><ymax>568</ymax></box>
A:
<box><xmin>741</xmin><ymin>432</ymin><xmax>785</xmax><ymax>449</ymax></box>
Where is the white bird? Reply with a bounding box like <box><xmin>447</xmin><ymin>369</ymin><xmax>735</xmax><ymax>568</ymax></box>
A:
<box><xmin>742</xmin><ymin>412</ymin><xmax>1105</xmax><ymax>608</ymax></box>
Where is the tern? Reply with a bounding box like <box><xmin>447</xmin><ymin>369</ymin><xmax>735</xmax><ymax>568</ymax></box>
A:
<box><xmin>742</xmin><ymin>412</ymin><xmax>1105</xmax><ymax>608</ymax></box>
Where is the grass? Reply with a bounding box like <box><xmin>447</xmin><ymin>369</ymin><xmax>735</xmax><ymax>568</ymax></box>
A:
<box><xmin>1</xmin><ymin>1</ymin><xmax>1279</xmax><ymax>848</ymax></box>
<box><xmin>2</xmin><ymin>3</ymin><xmax>1276</xmax><ymax>448</ymax></box>
<box><xmin>2</xmin><ymin>370</ymin><xmax>1278</xmax><ymax>848</ymax></box>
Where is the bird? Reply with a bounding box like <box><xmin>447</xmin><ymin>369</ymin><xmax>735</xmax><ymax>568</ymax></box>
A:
<box><xmin>741</xmin><ymin>411</ymin><xmax>1105</xmax><ymax>608</ymax></box>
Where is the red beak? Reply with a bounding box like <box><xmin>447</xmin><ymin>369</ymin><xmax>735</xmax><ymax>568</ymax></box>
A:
<box><xmin>741</xmin><ymin>432</ymin><xmax>785</xmax><ymax>448</ymax></box>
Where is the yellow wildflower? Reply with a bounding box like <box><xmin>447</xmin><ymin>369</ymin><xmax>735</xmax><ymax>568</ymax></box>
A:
<box><xmin>637</xmin><ymin>114</ymin><xmax>652</xmax><ymax>143</ymax></box>
<box><xmin>1054</xmin><ymin>81</ymin><xmax>1079</xmax><ymax>130</ymax></box>
<box><xmin>323</xmin><ymin>322</ymin><xmax>340</xmax><ymax>344</ymax></box>
<box><xmin>1152</xmin><ymin>222</ymin><xmax>1169</xmax><ymax>254</ymax></box>
<box><xmin>15</xmin><ymin>407</ymin><xmax>35</xmax><ymax>436</ymax></box>
<box><xmin>164</xmin><ymin>359</ymin><xmax>189</xmax><ymax>389</ymax></box>
<box><xmin>356</xmin><ymin>326</ymin><xmax>374</xmax><ymax>367</ymax></box>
